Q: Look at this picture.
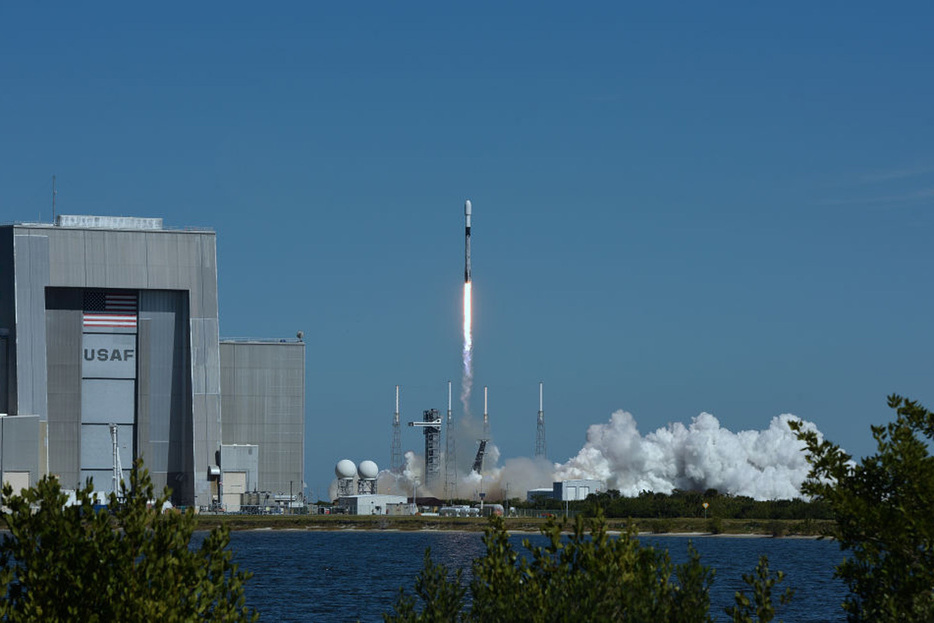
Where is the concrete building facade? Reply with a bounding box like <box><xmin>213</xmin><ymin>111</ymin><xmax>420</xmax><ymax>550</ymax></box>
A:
<box><xmin>220</xmin><ymin>340</ymin><xmax>304</xmax><ymax>500</ymax></box>
<box><xmin>553</xmin><ymin>479</ymin><xmax>606</xmax><ymax>501</ymax></box>
<box><xmin>0</xmin><ymin>216</ymin><xmax>304</xmax><ymax>509</ymax></box>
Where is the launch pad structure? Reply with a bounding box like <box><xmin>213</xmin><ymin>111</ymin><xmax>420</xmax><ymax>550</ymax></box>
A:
<box><xmin>409</xmin><ymin>408</ymin><xmax>442</xmax><ymax>491</ymax></box>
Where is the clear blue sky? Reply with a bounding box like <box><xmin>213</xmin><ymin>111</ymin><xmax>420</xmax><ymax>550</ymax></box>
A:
<box><xmin>3</xmin><ymin>3</ymin><xmax>934</xmax><ymax>499</ymax></box>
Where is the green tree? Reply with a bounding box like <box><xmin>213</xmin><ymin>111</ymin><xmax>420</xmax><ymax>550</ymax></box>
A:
<box><xmin>387</xmin><ymin>513</ymin><xmax>719</xmax><ymax>622</ymax></box>
<box><xmin>385</xmin><ymin>513</ymin><xmax>792</xmax><ymax>622</ymax></box>
<box><xmin>0</xmin><ymin>460</ymin><xmax>257</xmax><ymax>622</ymax></box>
<box><xmin>384</xmin><ymin>550</ymin><xmax>467</xmax><ymax>623</ymax></box>
<box><xmin>791</xmin><ymin>394</ymin><xmax>934</xmax><ymax>622</ymax></box>
<box><xmin>725</xmin><ymin>556</ymin><xmax>793</xmax><ymax>623</ymax></box>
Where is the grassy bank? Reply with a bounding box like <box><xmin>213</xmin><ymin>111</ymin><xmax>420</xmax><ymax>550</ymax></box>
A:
<box><xmin>193</xmin><ymin>513</ymin><xmax>834</xmax><ymax>537</ymax></box>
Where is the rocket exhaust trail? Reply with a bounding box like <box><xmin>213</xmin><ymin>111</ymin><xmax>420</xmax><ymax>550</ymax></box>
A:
<box><xmin>461</xmin><ymin>200</ymin><xmax>473</xmax><ymax>414</ymax></box>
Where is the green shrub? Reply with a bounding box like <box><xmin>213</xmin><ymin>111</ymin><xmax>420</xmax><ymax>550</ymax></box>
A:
<box><xmin>792</xmin><ymin>395</ymin><xmax>934</xmax><ymax>621</ymax></box>
<box><xmin>766</xmin><ymin>521</ymin><xmax>787</xmax><ymax>538</ymax></box>
<box><xmin>707</xmin><ymin>516</ymin><xmax>724</xmax><ymax>535</ymax></box>
<box><xmin>725</xmin><ymin>556</ymin><xmax>793</xmax><ymax>623</ymax></box>
<box><xmin>0</xmin><ymin>460</ymin><xmax>257</xmax><ymax>622</ymax></box>
<box><xmin>385</xmin><ymin>513</ymin><xmax>715</xmax><ymax>622</ymax></box>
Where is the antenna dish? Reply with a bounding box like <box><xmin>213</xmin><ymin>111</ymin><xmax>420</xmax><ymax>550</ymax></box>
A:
<box><xmin>335</xmin><ymin>459</ymin><xmax>356</xmax><ymax>479</ymax></box>
<box><xmin>358</xmin><ymin>460</ymin><xmax>379</xmax><ymax>479</ymax></box>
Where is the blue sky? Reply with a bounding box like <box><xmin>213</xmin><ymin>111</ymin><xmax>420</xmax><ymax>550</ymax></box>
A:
<box><xmin>3</xmin><ymin>3</ymin><xmax>934</xmax><ymax>499</ymax></box>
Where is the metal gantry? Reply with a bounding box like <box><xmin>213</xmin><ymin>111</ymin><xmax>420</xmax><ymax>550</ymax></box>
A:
<box><xmin>472</xmin><ymin>439</ymin><xmax>487</xmax><ymax>474</ymax></box>
<box><xmin>409</xmin><ymin>408</ymin><xmax>442</xmax><ymax>492</ymax></box>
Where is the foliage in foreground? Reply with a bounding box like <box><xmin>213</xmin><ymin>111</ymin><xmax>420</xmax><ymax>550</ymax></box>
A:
<box><xmin>726</xmin><ymin>556</ymin><xmax>794</xmax><ymax>623</ymax></box>
<box><xmin>791</xmin><ymin>394</ymin><xmax>934</xmax><ymax>622</ymax></box>
<box><xmin>385</xmin><ymin>513</ymin><xmax>792</xmax><ymax>623</ymax></box>
<box><xmin>0</xmin><ymin>460</ymin><xmax>257</xmax><ymax>622</ymax></box>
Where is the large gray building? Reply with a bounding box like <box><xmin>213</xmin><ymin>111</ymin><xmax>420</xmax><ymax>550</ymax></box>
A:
<box><xmin>0</xmin><ymin>215</ymin><xmax>304</xmax><ymax>509</ymax></box>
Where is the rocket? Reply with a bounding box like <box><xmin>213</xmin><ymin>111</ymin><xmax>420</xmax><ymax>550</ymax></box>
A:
<box><xmin>464</xmin><ymin>200</ymin><xmax>472</xmax><ymax>282</ymax></box>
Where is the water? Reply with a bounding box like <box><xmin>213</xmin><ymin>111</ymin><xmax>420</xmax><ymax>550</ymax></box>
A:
<box><xmin>227</xmin><ymin>530</ymin><xmax>847</xmax><ymax>622</ymax></box>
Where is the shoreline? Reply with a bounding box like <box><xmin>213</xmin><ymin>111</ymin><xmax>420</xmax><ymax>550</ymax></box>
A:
<box><xmin>193</xmin><ymin>515</ymin><xmax>833</xmax><ymax>539</ymax></box>
<box><xmin>235</xmin><ymin>526</ymin><xmax>825</xmax><ymax>539</ymax></box>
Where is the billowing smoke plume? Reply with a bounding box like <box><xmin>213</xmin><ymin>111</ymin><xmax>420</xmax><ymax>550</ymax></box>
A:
<box><xmin>375</xmin><ymin>451</ymin><xmax>422</xmax><ymax>496</ymax></box>
<box><xmin>461</xmin><ymin>282</ymin><xmax>473</xmax><ymax>414</ymax></box>
<box><xmin>554</xmin><ymin>411</ymin><xmax>821</xmax><ymax>501</ymax></box>
<box><xmin>348</xmin><ymin>410</ymin><xmax>825</xmax><ymax>503</ymax></box>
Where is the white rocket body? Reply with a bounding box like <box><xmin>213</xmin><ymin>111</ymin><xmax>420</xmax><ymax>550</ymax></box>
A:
<box><xmin>464</xmin><ymin>200</ymin><xmax>472</xmax><ymax>283</ymax></box>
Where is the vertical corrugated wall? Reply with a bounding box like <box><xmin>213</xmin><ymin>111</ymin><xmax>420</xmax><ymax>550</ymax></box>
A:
<box><xmin>220</xmin><ymin>342</ymin><xmax>304</xmax><ymax>497</ymax></box>
<box><xmin>0</xmin><ymin>229</ymin><xmax>15</xmax><ymax>415</ymax></box>
<box><xmin>45</xmin><ymin>288</ymin><xmax>82</xmax><ymax>486</ymax></box>
<box><xmin>138</xmin><ymin>290</ymin><xmax>191</xmax><ymax>503</ymax></box>
<box><xmin>1</xmin><ymin>415</ymin><xmax>40</xmax><ymax>487</ymax></box>
<box><xmin>13</xmin><ymin>234</ymin><xmax>50</xmax><ymax>418</ymax></box>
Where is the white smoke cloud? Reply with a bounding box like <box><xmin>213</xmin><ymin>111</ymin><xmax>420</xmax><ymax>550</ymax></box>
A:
<box><xmin>371</xmin><ymin>451</ymin><xmax>423</xmax><ymax>497</ymax></box>
<box><xmin>464</xmin><ymin>452</ymin><xmax>555</xmax><ymax>500</ymax></box>
<box><xmin>351</xmin><ymin>410</ymin><xmax>823</xmax><ymax>503</ymax></box>
<box><xmin>553</xmin><ymin>410</ymin><xmax>821</xmax><ymax>501</ymax></box>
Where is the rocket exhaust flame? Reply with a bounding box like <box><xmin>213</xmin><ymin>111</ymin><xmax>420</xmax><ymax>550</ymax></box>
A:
<box><xmin>461</xmin><ymin>200</ymin><xmax>473</xmax><ymax>414</ymax></box>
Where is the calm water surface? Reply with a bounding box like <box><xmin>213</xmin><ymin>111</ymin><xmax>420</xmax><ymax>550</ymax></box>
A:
<box><xmin>227</xmin><ymin>530</ymin><xmax>847</xmax><ymax>622</ymax></box>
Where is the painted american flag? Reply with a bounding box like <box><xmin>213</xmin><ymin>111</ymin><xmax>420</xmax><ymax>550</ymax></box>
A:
<box><xmin>83</xmin><ymin>291</ymin><xmax>138</xmax><ymax>329</ymax></box>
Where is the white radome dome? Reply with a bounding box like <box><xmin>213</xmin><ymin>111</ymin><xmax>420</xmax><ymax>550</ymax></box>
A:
<box><xmin>335</xmin><ymin>459</ymin><xmax>356</xmax><ymax>479</ymax></box>
<box><xmin>358</xmin><ymin>460</ymin><xmax>379</xmax><ymax>480</ymax></box>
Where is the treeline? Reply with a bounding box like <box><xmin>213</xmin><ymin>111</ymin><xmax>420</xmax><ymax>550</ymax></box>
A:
<box><xmin>517</xmin><ymin>488</ymin><xmax>833</xmax><ymax>520</ymax></box>
<box><xmin>583</xmin><ymin>489</ymin><xmax>833</xmax><ymax>520</ymax></box>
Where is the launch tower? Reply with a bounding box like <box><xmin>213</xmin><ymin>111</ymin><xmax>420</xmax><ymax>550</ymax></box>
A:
<box><xmin>409</xmin><ymin>408</ymin><xmax>442</xmax><ymax>491</ymax></box>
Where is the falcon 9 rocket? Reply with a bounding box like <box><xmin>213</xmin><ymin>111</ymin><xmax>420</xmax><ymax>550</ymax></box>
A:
<box><xmin>464</xmin><ymin>200</ymin><xmax>472</xmax><ymax>283</ymax></box>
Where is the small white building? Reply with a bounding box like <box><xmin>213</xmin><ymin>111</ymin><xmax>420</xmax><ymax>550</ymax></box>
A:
<box><xmin>440</xmin><ymin>505</ymin><xmax>480</xmax><ymax>517</ymax></box>
<box><xmin>337</xmin><ymin>494</ymin><xmax>407</xmax><ymax>515</ymax></box>
<box><xmin>553</xmin><ymin>479</ymin><xmax>606</xmax><ymax>501</ymax></box>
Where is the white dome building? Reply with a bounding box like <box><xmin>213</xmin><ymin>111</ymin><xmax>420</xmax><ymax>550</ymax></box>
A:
<box><xmin>357</xmin><ymin>460</ymin><xmax>379</xmax><ymax>494</ymax></box>
<box><xmin>335</xmin><ymin>459</ymin><xmax>356</xmax><ymax>497</ymax></box>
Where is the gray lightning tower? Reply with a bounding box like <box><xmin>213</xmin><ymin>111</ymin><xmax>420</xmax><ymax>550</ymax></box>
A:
<box><xmin>535</xmin><ymin>381</ymin><xmax>547</xmax><ymax>459</ymax></box>
<box><xmin>409</xmin><ymin>408</ymin><xmax>442</xmax><ymax>491</ymax></box>
<box><xmin>390</xmin><ymin>385</ymin><xmax>403</xmax><ymax>473</ymax></box>
<box><xmin>444</xmin><ymin>381</ymin><xmax>458</xmax><ymax>499</ymax></box>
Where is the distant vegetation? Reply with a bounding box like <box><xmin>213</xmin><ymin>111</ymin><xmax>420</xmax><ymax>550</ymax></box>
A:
<box><xmin>575</xmin><ymin>488</ymin><xmax>833</xmax><ymax>521</ymax></box>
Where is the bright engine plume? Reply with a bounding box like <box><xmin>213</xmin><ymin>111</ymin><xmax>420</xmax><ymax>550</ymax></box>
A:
<box><xmin>461</xmin><ymin>200</ymin><xmax>473</xmax><ymax>412</ymax></box>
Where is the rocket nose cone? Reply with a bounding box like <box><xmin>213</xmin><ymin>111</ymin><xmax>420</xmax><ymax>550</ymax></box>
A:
<box><xmin>465</xmin><ymin>200</ymin><xmax>472</xmax><ymax>215</ymax></box>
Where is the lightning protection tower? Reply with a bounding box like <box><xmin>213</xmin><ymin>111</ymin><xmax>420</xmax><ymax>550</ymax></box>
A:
<box><xmin>390</xmin><ymin>385</ymin><xmax>403</xmax><ymax>473</ymax></box>
<box><xmin>444</xmin><ymin>381</ymin><xmax>458</xmax><ymax>499</ymax></box>
<box><xmin>409</xmin><ymin>408</ymin><xmax>442</xmax><ymax>491</ymax></box>
<box><xmin>535</xmin><ymin>382</ymin><xmax>547</xmax><ymax>459</ymax></box>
